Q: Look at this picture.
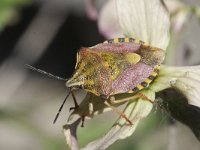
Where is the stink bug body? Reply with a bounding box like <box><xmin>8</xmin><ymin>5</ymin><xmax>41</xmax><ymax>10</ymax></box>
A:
<box><xmin>67</xmin><ymin>38</ymin><xmax>164</xmax><ymax>99</ymax></box>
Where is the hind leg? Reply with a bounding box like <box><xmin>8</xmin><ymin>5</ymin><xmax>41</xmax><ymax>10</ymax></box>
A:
<box><xmin>109</xmin><ymin>93</ymin><xmax>154</xmax><ymax>104</ymax></box>
<box><xmin>104</xmin><ymin>100</ymin><xmax>133</xmax><ymax>125</ymax></box>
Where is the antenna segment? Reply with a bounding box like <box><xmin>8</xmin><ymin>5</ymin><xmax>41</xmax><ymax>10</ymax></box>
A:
<box><xmin>25</xmin><ymin>64</ymin><xmax>67</xmax><ymax>81</ymax></box>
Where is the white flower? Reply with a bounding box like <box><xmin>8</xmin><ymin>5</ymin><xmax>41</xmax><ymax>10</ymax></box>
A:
<box><xmin>63</xmin><ymin>0</ymin><xmax>200</xmax><ymax>149</ymax></box>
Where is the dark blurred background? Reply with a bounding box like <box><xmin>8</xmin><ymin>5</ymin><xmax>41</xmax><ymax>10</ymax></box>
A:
<box><xmin>0</xmin><ymin>0</ymin><xmax>104</xmax><ymax>77</ymax></box>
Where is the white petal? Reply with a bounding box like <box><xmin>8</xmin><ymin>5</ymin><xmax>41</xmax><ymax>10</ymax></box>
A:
<box><xmin>116</xmin><ymin>0</ymin><xmax>170</xmax><ymax>50</ymax></box>
<box><xmin>63</xmin><ymin>119</ymin><xmax>81</xmax><ymax>150</ymax></box>
<box><xmin>65</xmin><ymin>92</ymin><xmax>154</xmax><ymax>150</ymax></box>
<box><xmin>82</xmin><ymin>90</ymin><xmax>155</xmax><ymax>150</ymax></box>
<box><xmin>173</xmin><ymin>77</ymin><xmax>200</xmax><ymax>107</ymax></box>
<box><xmin>151</xmin><ymin>65</ymin><xmax>200</xmax><ymax>108</ymax></box>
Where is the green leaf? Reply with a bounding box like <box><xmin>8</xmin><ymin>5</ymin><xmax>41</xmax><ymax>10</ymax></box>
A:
<box><xmin>0</xmin><ymin>0</ymin><xmax>31</xmax><ymax>31</ymax></box>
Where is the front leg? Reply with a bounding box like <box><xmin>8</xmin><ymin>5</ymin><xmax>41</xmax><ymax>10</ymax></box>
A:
<box><xmin>69</xmin><ymin>91</ymin><xmax>80</xmax><ymax>111</ymax></box>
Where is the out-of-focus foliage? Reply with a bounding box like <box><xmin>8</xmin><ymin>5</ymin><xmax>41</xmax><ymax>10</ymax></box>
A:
<box><xmin>0</xmin><ymin>0</ymin><xmax>31</xmax><ymax>31</ymax></box>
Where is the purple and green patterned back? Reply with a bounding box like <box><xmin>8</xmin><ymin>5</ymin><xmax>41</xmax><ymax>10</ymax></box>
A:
<box><xmin>66</xmin><ymin>38</ymin><xmax>160</xmax><ymax>98</ymax></box>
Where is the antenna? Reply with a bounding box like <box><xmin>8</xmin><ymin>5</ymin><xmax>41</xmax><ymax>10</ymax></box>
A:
<box><xmin>53</xmin><ymin>90</ymin><xmax>71</xmax><ymax>124</ymax></box>
<box><xmin>25</xmin><ymin>64</ymin><xmax>67</xmax><ymax>81</ymax></box>
<box><xmin>25</xmin><ymin>64</ymin><xmax>71</xmax><ymax>123</ymax></box>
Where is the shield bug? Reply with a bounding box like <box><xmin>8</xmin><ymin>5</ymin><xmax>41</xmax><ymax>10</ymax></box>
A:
<box><xmin>65</xmin><ymin>37</ymin><xmax>165</xmax><ymax>125</ymax></box>
<box><xmin>26</xmin><ymin>37</ymin><xmax>165</xmax><ymax>125</ymax></box>
<box><xmin>67</xmin><ymin>38</ymin><xmax>164</xmax><ymax>97</ymax></box>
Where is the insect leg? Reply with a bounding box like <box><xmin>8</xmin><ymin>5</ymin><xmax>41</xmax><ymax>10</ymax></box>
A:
<box><xmin>104</xmin><ymin>100</ymin><xmax>133</xmax><ymax>125</ymax></box>
<box><xmin>69</xmin><ymin>91</ymin><xmax>79</xmax><ymax>111</ymax></box>
<box><xmin>88</xmin><ymin>95</ymin><xmax>94</xmax><ymax>115</ymax></box>
<box><xmin>136</xmin><ymin>93</ymin><xmax>154</xmax><ymax>103</ymax></box>
<box><xmin>110</xmin><ymin>93</ymin><xmax>154</xmax><ymax>104</ymax></box>
<box><xmin>81</xmin><ymin>115</ymin><xmax>86</xmax><ymax>127</ymax></box>
<box><xmin>109</xmin><ymin>96</ymin><xmax>135</xmax><ymax>104</ymax></box>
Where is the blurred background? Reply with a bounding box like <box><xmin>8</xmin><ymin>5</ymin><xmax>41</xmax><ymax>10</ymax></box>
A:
<box><xmin>0</xmin><ymin>0</ymin><xmax>200</xmax><ymax>150</ymax></box>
